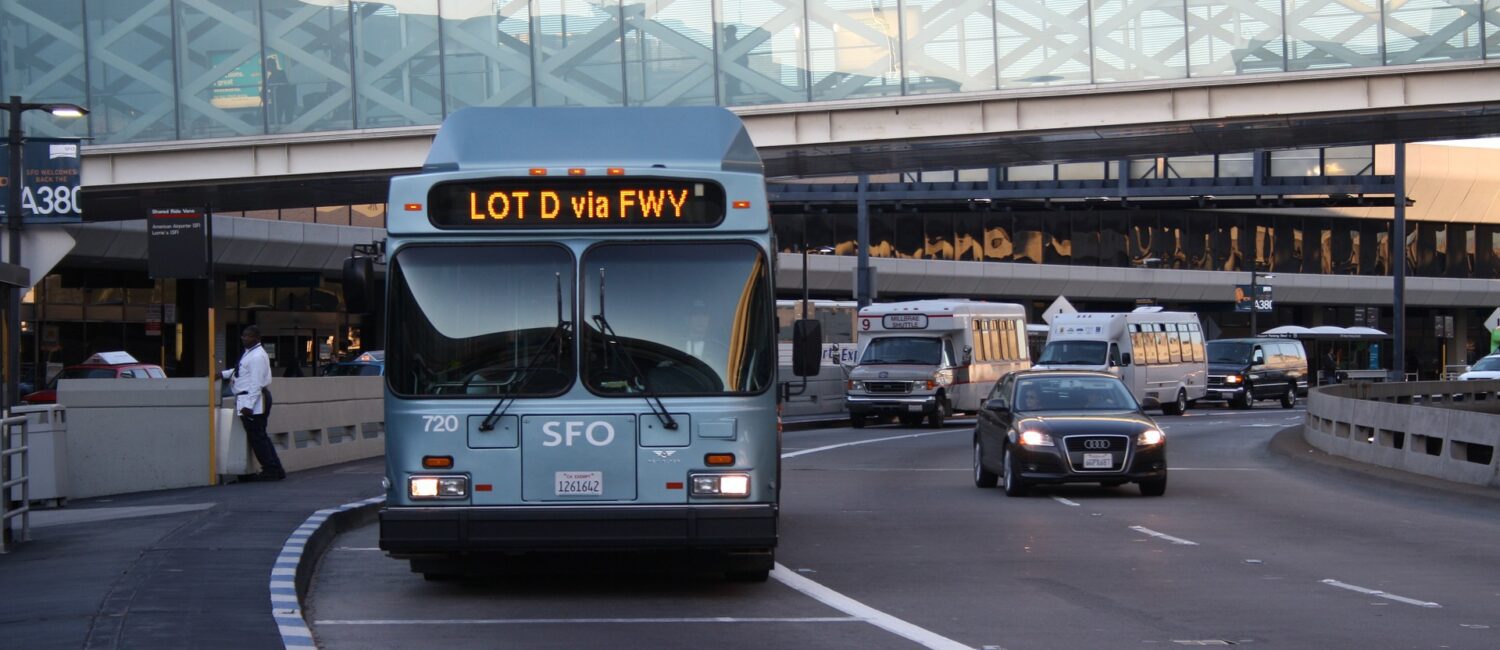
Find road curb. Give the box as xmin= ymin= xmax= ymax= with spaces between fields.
xmin=273 ymin=495 xmax=385 ymax=649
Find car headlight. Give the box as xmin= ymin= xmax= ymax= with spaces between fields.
xmin=408 ymin=475 xmax=468 ymax=499
xmin=847 ymin=380 xmax=864 ymax=391
xmin=1018 ymin=430 xmax=1054 ymax=447
xmin=1137 ymin=429 xmax=1165 ymax=446
xmin=1225 ymin=375 xmax=1242 ymax=384
xmin=689 ymin=473 xmax=751 ymax=497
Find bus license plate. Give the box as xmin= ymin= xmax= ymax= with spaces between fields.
xmin=555 ymin=471 xmax=603 ymax=496
xmin=1084 ymin=453 xmax=1112 ymax=469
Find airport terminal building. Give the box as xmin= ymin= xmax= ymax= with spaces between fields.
xmin=2 ymin=0 xmax=1499 ymax=378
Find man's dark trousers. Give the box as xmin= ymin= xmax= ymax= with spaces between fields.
xmin=242 ymin=412 xmax=284 ymax=477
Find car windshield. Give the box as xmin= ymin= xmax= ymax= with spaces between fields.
xmin=581 ymin=242 xmax=774 ymax=395
xmin=387 ymin=244 xmax=575 ymax=397
xmin=1208 ymin=342 xmax=1253 ymax=364
xmin=859 ymin=336 xmax=942 ymax=365
xmin=1036 ymin=340 xmax=1107 ymax=366
xmin=1015 ymin=376 xmax=1137 ymax=412
xmin=59 ymin=368 xmax=117 ymax=380
xmin=1471 ymin=357 xmax=1500 ymax=371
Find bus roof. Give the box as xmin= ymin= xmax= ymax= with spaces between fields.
xmin=424 ymin=107 xmax=762 ymax=175
xmin=858 ymin=300 xmax=1026 ymax=318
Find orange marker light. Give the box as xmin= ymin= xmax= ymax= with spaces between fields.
xmin=529 ymin=168 xmax=547 ymax=176
xmin=607 ymin=167 xmax=625 ymax=176
xmin=705 ymin=453 xmax=735 ymax=466
xmin=404 ymin=203 xmax=422 ymax=211
xmin=568 ymin=168 xmax=586 ymax=176
xmin=732 ymin=200 xmax=751 ymax=209
xmin=422 ymin=455 xmax=454 ymax=469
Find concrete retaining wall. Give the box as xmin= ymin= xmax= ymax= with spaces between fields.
xmin=1305 ymin=380 xmax=1500 ymax=488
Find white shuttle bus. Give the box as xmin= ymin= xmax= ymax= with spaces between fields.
xmin=1034 ymin=310 xmax=1208 ymax=415
xmin=845 ymin=300 xmax=1030 ymax=428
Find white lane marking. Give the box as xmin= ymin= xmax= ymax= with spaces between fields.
xmin=1052 ymin=497 xmax=1081 ymax=507
xmin=797 ymin=468 xmax=969 ymax=472
xmin=333 ymin=547 xmax=384 ymax=551
xmin=778 ymin=431 xmax=975 ymax=650
xmin=782 ymin=429 xmax=968 ymax=459
xmin=1129 ymin=526 xmax=1200 ymax=546
xmin=1320 ymin=579 xmax=1442 ymax=608
xmin=772 ymin=564 xmax=973 ymax=650
xmin=1168 ymin=468 xmax=1259 ymax=471
xmin=316 ymin=616 xmax=862 ymax=625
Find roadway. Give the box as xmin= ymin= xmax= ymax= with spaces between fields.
xmin=305 ymin=403 xmax=1500 ymax=649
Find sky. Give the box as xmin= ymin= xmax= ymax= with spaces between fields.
xmin=1425 ymin=137 xmax=1500 ymax=148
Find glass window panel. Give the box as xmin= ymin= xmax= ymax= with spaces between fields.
xmin=1130 ymin=157 xmax=1161 ymax=178
xmin=1248 ymin=214 xmax=1275 ymax=270
xmin=1188 ymin=0 xmax=1285 ymax=76
xmin=263 ymin=0 xmax=353 ymax=134
xmin=1446 ymin=222 xmax=1474 ymax=277
xmin=1165 ymin=155 xmax=1214 ymax=178
xmin=1057 ymin=162 xmax=1105 ymax=180
xmin=1274 ymin=215 xmax=1301 ymax=273
xmin=352 ymin=203 xmax=385 ymax=228
xmin=870 ymin=210 xmax=897 ymax=257
xmin=1185 ymin=214 xmax=1212 ymax=269
xmin=1044 ymin=214 xmax=1071 ymax=264
xmin=984 ymin=213 xmax=1014 ymax=261
xmin=441 ymin=0 xmax=533 ymax=110
xmin=1479 ymin=225 xmax=1500 ymax=278
xmin=86 ymin=0 xmax=177 ymax=143
xmin=1098 ymin=212 xmax=1129 ymax=267
xmin=835 ymin=212 xmax=858 ymax=255
xmin=1158 ymin=213 xmax=1188 ymax=268
xmin=1385 ymin=0 xmax=1480 ymax=65
xmin=895 ymin=211 xmax=925 ymax=258
xmin=1413 ymin=221 xmax=1443 ymax=276
xmin=1091 ymin=0 xmax=1187 ymax=83
xmin=535 ymin=0 xmax=623 ymax=106
xmin=624 ymin=0 xmax=714 ymax=106
xmin=720 ymin=0 xmax=809 ymax=106
xmin=1306 ymin=217 xmax=1331 ymax=273
xmin=805 ymin=210 xmax=835 ymax=251
xmin=997 ymin=0 xmax=1092 ymax=88
xmin=316 ymin=205 xmax=350 ymax=226
xmin=355 ymin=0 xmax=442 ymax=126
xmin=1007 ymin=164 xmax=1053 ymax=181
xmin=1361 ymin=219 xmax=1389 ymax=275
xmin=1213 ymin=213 xmax=1247 ymax=271
xmin=1331 ymin=218 xmax=1360 ymax=274
xmin=955 ymin=212 xmax=984 ymax=261
xmin=924 ymin=213 xmax=955 ymax=260
xmin=1218 ymin=152 xmax=1255 ymax=177
xmin=1013 ymin=213 xmax=1044 ymax=264
xmin=807 ymin=0 xmax=902 ymax=100
xmin=2 ymin=0 xmax=89 ymax=138
xmin=280 ymin=207 xmax=314 ymax=222
xmin=1324 ymin=145 xmax=1373 ymax=175
xmin=1488 ymin=0 xmax=1500 ymax=58
xmin=902 ymin=0 xmax=996 ymax=94
xmin=1270 ymin=148 xmax=1321 ymax=176
xmin=1287 ymin=0 xmax=1380 ymax=70
xmin=772 ymin=211 xmax=802 ymax=253
xmin=1070 ymin=212 xmax=1100 ymax=266
xmin=175 ymin=0 xmax=264 ymax=139
xmin=1128 ymin=211 xmax=1159 ymax=266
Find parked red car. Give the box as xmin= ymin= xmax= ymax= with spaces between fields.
xmin=20 ymin=352 xmax=166 ymax=405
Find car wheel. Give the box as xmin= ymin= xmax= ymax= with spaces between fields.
xmin=928 ymin=403 xmax=946 ymax=428
xmin=974 ymin=437 xmax=998 ymax=488
xmin=1232 ymin=383 xmax=1253 ymax=409
xmin=1279 ymin=384 xmax=1296 ymax=409
xmin=1002 ymin=445 xmax=1029 ymax=497
xmin=1139 ymin=476 xmax=1167 ymax=497
xmin=1162 ymin=389 xmax=1187 ymax=416
xmin=850 ymin=415 xmax=866 ymax=429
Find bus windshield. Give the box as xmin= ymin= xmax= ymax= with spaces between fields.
xmin=1037 ymin=340 xmax=1108 ymax=366
xmin=860 ymin=337 xmax=943 ymax=365
xmin=387 ymin=245 xmax=575 ymax=397
xmin=1207 ymin=342 xmax=1253 ymax=364
xmin=582 ymin=242 xmax=774 ymax=396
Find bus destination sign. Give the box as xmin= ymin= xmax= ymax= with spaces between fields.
xmin=428 ymin=178 xmax=725 ymax=228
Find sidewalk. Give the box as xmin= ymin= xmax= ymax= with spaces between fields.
xmin=0 ymin=457 xmax=385 ymax=650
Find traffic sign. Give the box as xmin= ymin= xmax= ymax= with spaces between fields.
xmin=1042 ymin=295 xmax=1076 ymax=325
xmin=1484 ymin=307 xmax=1500 ymax=333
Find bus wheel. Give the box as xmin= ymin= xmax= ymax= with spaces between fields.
xmin=725 ymin=551 xmax=773 ymax=582
xmin=1162 ymin=389 xmax=1187 ymax=416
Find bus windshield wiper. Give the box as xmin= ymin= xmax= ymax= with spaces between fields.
xmin=479 ymin=273 xmax=571 ymax=432
xmin=593 ymin=268 xmax=678 ymax=430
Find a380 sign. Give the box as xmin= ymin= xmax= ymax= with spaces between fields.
xmin=0 ymin=140 xmax=84 ymax=223
xmin=20 ymin=184 xmax=81 ymax=217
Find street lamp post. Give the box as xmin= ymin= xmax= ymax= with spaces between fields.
xmin=4 ymin=96 xmax=87 ymax=413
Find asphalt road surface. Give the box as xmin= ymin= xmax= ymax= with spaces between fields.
xmin=306 ymin=402 xmax=1500 ymax=649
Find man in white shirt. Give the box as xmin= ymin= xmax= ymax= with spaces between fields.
xmin=221 ymin=325 xmax=283 ymax=481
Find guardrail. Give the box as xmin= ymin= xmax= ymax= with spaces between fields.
xmin=1305 ymin=379 xmax=1500 ymax=488
xmin=2 ymin=414 xmax=31 ymax=553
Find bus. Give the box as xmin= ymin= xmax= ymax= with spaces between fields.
xmin=845 ymin=300 xmax=1030 ymax=428
xmin=776 ymin=300 xmax=857 ymax=421
xmin=349 ymin=107 xmax=793 ymax=581
xmin=1033 ymin=309 xmax=1208 ymax=415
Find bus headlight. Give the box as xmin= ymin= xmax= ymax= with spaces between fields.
xmin=1018 ymin=430 xmax=1054 ymax=447
xmin=847 ymin=380 xmax=864 ymax=391
xmin=409 ymin=475 xmax=468 ymax=499
xmin=1137 ymin=429 xmax=1165 ymax=446
xmin=690 ymin=473 xmax=751 ymax=497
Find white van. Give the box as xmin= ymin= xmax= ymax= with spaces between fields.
xmin=845 ymin=300 xmax=1030 ymax=428
xmin=1034 ymin=310 xmax=1208 ymax=415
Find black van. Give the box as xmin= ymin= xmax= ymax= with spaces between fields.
xmin=1203 ymin=338 xmax=1308 ymax=409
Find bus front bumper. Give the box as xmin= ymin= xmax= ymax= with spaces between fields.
xmin=379 ymin=503 xmax=778 ymax=556
xmin=846 ymin=394 xmax=937 ymax=416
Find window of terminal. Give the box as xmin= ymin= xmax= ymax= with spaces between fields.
xmin=427 ymin=177 xmax=726 ymax=228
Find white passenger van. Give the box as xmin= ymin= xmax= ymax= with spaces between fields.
xmin=845 ymin=300 xmax=1030 ymax=428
xmin=1034 ymin=309 xmax=1208 ymax=415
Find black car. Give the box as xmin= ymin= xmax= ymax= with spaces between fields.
xmin=973 ymin=370 xmax=1168 ymax=497
xmin=1202 ymin=338 xmax=1306 ymax=409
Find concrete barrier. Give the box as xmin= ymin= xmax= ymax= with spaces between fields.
xmin=1305 ymin=379 xmax=1500 ymax=488
xmin=55 ymin=376 xmax=384 ymax=499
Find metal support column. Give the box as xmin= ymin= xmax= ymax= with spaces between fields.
xmin=1393 ymin=142 xmax=1407 ymax=381
xmin=855 ymin=174 xmax=871 ymax=308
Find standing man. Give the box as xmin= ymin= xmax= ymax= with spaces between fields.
xmin=222 ymin=325 xmax=284 ymax=481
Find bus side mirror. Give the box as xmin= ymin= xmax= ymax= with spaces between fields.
xmin=342 ymin=257 xmax=376 ymax=314
xmin=791 ymin=319 xmax=822 ymax=377
xmin=1119 ymin=353 xmax=1133 ymax=367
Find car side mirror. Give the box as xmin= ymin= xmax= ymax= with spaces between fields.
xmin=985 ymin=398 xmax=1009 ymax=412
xmin=791 ymin=319 xmax=823 ymax=377
xmin=1119 ymin=353 xmax=1132 ymax=367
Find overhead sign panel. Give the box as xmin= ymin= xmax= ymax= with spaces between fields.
xmin=148 ymin=208 xmax=209 ymax=280
xmin=427 ymin=178 xmax=725 ymax=229
xmin=0 ymin=140 xmax=84 ymax=224
xmin=1233 ymin=284 xmax=1273 ymax=313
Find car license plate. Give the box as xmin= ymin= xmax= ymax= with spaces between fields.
xmin=555 ymin=471 xmax=602 ymax=496
xmin=1083 ymin=453 xmax=1112 ymax=469
xmin=907 ymin=405 xmax=923 ymax=412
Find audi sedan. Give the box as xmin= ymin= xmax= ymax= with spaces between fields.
xmin=973 ymin=370 xmax=1167 ymax=497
